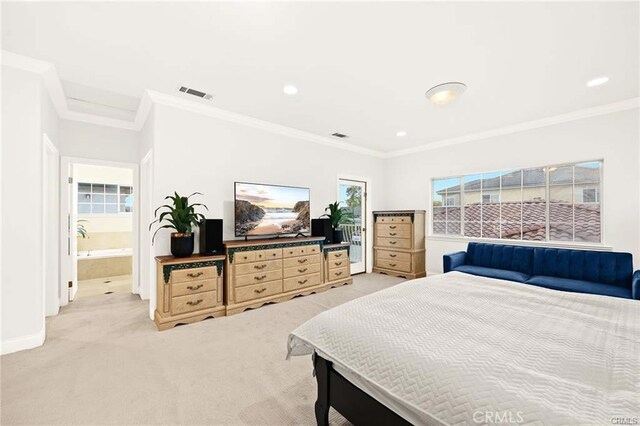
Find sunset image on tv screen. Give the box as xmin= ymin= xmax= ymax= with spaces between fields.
xmin=235 ymin=183 xmax=310 ymax=236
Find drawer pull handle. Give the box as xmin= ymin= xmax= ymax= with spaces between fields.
xmin=298 ymin=258 xmax=308 ymax=264
xmin=389 ymin=254 xmax=397 ymax=258
xmin=187 ymin=272 xmax=204 ymax=278
xmin=390 ymin=225 xmax=397 ymax=229
xmin=186 ymin=299 xmax=203 ymax=306
xmin=334 ymin=261 xmax=343 ymax=266
xmin=273 ymin=253 xmax=277 ymax=256
xmin=389 ymin=241 xmax=397 ymax=245
xmin=298 ymin=268 xmax=308 ymax=273
xmin=186 ymin=284 xmax=203 ymax=291
xmin=335 ymin=271 xmax=343 ymax=276
xmin=298 ymin=279 xmax=308 ymax=285
xmin=334 ymin=253 xmax=343 ymax=258
xmin=254 ymin=264 xmax=267 ymax=270
xmin=254 ymin=287 xmax=267 ymax=294
xmin=254 ymin=275 xmax=267 ymax=281
xmin=390 ymin=232 xmax=397 ymax=236
xmin=390 ymin=263 xmax=397 ymax=267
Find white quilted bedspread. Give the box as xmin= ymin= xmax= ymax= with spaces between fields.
xmin=288 ymin=272 xmax=640 ymax=425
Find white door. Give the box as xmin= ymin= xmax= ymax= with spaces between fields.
xmin=338 ymin=179 xmax=367 ymax=274
xmin=60 ymin=159 xmax=78 ymax=304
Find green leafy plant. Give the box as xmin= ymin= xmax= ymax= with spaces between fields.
xmin=77 ymin=220 xmax=88 ymax=239
xmin=321 ymin=201 xmax=354 ymax=229
xmin=149 ymin=192 xmax=208 ymax=243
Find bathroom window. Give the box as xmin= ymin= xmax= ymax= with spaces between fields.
xmin=78 ymin=182 xmax=133 ymax=214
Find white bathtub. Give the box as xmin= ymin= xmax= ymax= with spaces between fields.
xmin=77 ymin=248 xmax=132 ymax=260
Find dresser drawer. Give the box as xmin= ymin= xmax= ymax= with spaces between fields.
xmin=376 ymin=250 xmax=411 ymax=263
xmin=376 ymin=223 xmax=411 ymax=238
xmin=327 ymin=258 xmax=348 ymax=270
xmin=235 ymin=259 xmax=282 ymax=276
xmin=327 ymin=250 xmax=348 ymax=262
xmin=283 ymin=272 xmax=322 ymax=292
xmin=376 ymin=237 xmax=411 ymax=249
xmin=328 ymin=267 xmax=349 ymax=281
xmin=235 ymin=269 xmax=283 ymax=287
xmin=172 ymin=278 xmax=217 ymax=297
xmin=171 ymin=291 xmax=216 ymax=315
xmin=283 ymin=254 xmax=320 ymax=268
xmin=235 ymin=280 xmax=282 ymax=303
xmin=284 ymin=262 xmax=321 ymax=278
xmin=254 ymin=248 xmax=282 ymax=261
xmin=171 ymin=266 xmax=218 ymax=284
xmin=235 ymin=251 xmax=256 ymax=264
xmin=377 ymin=258 xmax=411 ymax=272
xmin=376 ymin=215 xmax=411 ymax=224
xmin=282 ymin=245 xmax=321 ymax=258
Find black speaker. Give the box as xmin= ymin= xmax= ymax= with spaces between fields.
xmin=199 ymin=219 xmax=224 ymax=255
xmin=311 ymin=218 xmax=333 ymax=244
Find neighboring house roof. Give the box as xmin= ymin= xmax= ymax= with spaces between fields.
xmin=433 ymin=201 xmax=600 ymax=242
xmin=437 ymin=166 xmax=599 ymax=195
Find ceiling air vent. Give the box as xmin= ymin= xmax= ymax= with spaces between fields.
xmin=178 ymin=86 xmax=213 ymax=100
xmin=331 ymin=132 xmax=349 ymax=139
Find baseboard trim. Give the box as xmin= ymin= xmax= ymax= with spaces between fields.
xmin=427 ymin=270 xmax=442 ymax=276
xmin=1 ymin=328 xmax=45 ymax=355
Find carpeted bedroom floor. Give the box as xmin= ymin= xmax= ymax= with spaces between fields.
xmin=1 ymin=273 xmax=405 ymax=425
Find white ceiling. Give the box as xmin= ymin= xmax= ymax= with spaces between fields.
xmin=2 ymin=2 xmax=638 ymax=153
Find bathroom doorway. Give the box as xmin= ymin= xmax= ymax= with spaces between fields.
xmin=60 ymin=158 xmax=139 ymax=304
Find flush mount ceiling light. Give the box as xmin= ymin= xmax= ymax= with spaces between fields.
xmin=283 ymin=84 xmax=298 ymax=95
xmin=586 ymin=76 xmax=609 ymax=87
xmin=396 ymin=131 xmax=407 ymax=137
xmin=425 ymin=82 xmax=467 ymax=106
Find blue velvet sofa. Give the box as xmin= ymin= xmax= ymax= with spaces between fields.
xmin=443 ymin=242 xmax=640 ymax=300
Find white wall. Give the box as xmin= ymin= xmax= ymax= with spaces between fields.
xmin=385 ymin=109 xmax=640 ymax=273
xmin=145 ymin=103 xmax=386 ymax=311
xmin=139 ymin=108 xmax=155 ymax=305
xmin=1 ymin=67 xmax=48 ymax=353
xmin=58 ymin=120 xmax=140 ymax=163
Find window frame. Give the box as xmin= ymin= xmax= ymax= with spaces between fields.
xmin=430 ymin=160 xmax=604 ymax=246
xmin=77 ymin=181 xmax=134 ymax=216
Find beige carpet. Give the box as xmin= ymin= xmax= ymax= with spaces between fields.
xmin=1 ymin=273 xmax=404 ymax=425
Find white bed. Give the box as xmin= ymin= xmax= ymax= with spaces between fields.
xmin=288 ymin=271 xmax=640 ymax=425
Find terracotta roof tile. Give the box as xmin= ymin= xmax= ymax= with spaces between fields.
xmin=432 ymin=201 xmax=600 ymax=242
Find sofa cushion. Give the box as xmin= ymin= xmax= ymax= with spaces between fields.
xmin=453 ymin=265 xmax=530 ymax=283
xmin=526 ymin=275 xmax=632 ymax=299
xmin=533 ymin=248 xmax=633 ymax=288
xmin=467 ymin=243 xmax=534 ymax=276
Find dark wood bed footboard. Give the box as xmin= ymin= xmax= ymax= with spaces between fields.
xmin=313 ymin=352 xmax=412 ymax=426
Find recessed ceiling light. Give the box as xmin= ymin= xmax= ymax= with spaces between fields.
xmin=425 ymin=82 xmax=467 ymax=106
xmin=283 ymin=85 xmax=298 ymax=95
xmin=396 ymin=131 xmax=407 ymax=137
xmin=586 ymin=76 xmax=609 ymax=87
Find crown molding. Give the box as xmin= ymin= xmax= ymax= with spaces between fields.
xmin=385 ymin=97 xmax=640 ymax=158
xmin=2 ymin=50 xmax=142 ymax=131
xmin=145 ymin=90 xmax=386 ymax=158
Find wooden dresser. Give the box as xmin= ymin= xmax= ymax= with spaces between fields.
xmin=225 ymin=237 xmax=328 ymax=315
xmin=323 ymin=243 xmax=353 ymax=288
xmin=373 ymin=210 xmax=426 ymax=279
xmin=154 ymin=254 xmax=226 ymax=330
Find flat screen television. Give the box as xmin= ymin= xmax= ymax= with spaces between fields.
xmin=234 ymin=182 xmax=310 ymax=237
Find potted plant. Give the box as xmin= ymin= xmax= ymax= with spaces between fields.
xmin=150 ymin=192 xmax=208 ymax=258
xmin=321 ymin=201 xmax=354 ymax=243
xmin=77 ymin=220 xmax=88 ymax=239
